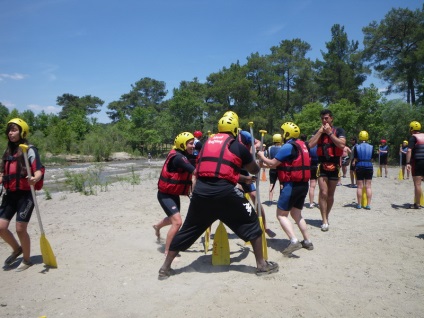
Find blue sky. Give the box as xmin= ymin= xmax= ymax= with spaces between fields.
xmin=0 ymin=0 xmax=422 ymax=123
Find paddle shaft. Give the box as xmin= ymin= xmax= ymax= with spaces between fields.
xmin=248 ymin=122 xmax=261 ymax=217
xmin=20 ymin=145 xmax=45 ymax=235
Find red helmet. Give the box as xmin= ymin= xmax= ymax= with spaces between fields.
xmin=193 ymin=130 xmax=203 ymax=138
xmin=381 ymin=139 xmax=386 ymax=143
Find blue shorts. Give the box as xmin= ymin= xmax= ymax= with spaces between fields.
xmin=0 ymin=190 xmax=34 ymax=223
xmin=277 ymin=182 xmax=308 ymax=211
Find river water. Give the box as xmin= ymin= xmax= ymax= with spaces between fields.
xmin=42 ymin=159 xmax=163 ymax=193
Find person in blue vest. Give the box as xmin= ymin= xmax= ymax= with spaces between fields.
xmin=399 ymin=140 xmax=410 ymax=180
xmin=379 ymin=139 xmax=389 ymax=178
xmin=0 ymin=118 xmax=44 ymax=271
xmin=257 ymin=122 xmax=313 ymax=256
xmin=406 ymin=121 xmax=424 ymax=209
xmin=353 ymin=131 xmax=374 ymax=209
xmin=267 ymin=134 xmax=282 ymax=203
xmin=153 ymin=132 xmax=196 ymax=256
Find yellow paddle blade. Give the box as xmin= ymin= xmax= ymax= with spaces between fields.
xmin=204 ymin=227 xmax=210 ymax=254
xmin=361 ymin=187 xmax=367 ymax=207
xmin=212 ymin=222 xmax=230 ymax=265
xmin=259 ymin=217 xmax=268 ymax=260
xmin=421 ymin=191 xmax=424 ymax=206
xmin=376 ymin=167 xmax=381 ymax=177
xmin=398 ymin=169 xmax=403 ymax=180
xmin=40 ymin=234 xmax=57 ymax=268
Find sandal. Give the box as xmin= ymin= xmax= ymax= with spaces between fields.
xmin=158 ymin=268 xmax=174 ymax=280
xmin=4 ymin=246 xmax=23 ymax=266
xmin=409 ymin=204 xmax=421 ymax=209
xmin=256 ymin=261 xmax=279 ymax=276
xmin=16 ymin=259 xmax=33 ymax=272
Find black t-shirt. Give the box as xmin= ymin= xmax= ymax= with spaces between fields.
xmin=194 ymin=137 xmax=253 ymax=198
xmin=168 ymin=151 xmax=195 ymax=174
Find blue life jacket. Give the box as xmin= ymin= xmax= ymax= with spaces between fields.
xmin=356 ymin=142 xmax=373 ymax=168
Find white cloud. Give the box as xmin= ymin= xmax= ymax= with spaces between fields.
xmin=28 ymin=104 xmax=61 ymax=114
xmin=1 ymin=100 xmax=15 ymax=108
xmin=0 ymin=73 xmax=28 ymax=81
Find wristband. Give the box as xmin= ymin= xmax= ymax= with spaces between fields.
xmin=328 ymin=132 xmax=334 ymax=136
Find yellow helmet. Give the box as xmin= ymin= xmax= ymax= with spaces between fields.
xmin=272 ymin=134 xmax=282 ymax=143
xmin=409 ymin=121 xmax=421 ymax=131
xmin=280 ymin=122 xmax=300 ymax=140
xmin=222 ymin=111 xmax=239 ymax=121
xmin=174 ymin=132 xmax=194 ymax=151
xmin=7 ymin=118 xmax=29 ymax=139
xmin=218 ymin=116 xmax=239 ymax=137
xmin=403 ymin=140 xmax=408 ymax=146
xmin=358 ymin=130 xmax=369 ymax=141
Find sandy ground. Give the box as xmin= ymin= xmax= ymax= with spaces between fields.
xmin=0 ymin=165 xmax=423 ymax=318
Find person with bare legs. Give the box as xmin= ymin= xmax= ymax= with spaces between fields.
xmin=308 ymin=110 xmax=346 ymax=231
xmin=154 ymin=132 xmax=196 ymax=256
xmin=353 ymin=131 xmax=374 ymax=209
xmin=257 ymin=122 xmax=313 ymax=255
xmin=406 ymin=121 xmax=424 ymax=209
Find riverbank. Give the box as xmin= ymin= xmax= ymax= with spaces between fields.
xmin=0 ymin=166 xmax=423 ymax=317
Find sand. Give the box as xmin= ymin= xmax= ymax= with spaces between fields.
xmin=0 ymin=165 xmax=423 ymax=318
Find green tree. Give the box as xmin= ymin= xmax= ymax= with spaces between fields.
xmin=57 ymin=94 xmax=103 ymax=119
xmin=362 ymin=6 xmax=424 ymax=105
xmin=315 ymin=24 xmax=369 ymax=105
xmin=0 ymin=102 xmax=10 ymax=133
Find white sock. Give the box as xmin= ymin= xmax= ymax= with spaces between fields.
xmin=291 ymin=238 xmax=298 ymax=244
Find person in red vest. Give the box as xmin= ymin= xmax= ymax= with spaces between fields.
xmin=257 ymin=122 xmax=313 ymax=256
xmin=0 ymin=118 xmax=44 ymax=271
xmin=308 ymin=110 xmax=346 ymax=232
xmin=157 ymin=115 xmax=278 ymax=279
xmin=153 ymin=132 xmax=196 ymax=256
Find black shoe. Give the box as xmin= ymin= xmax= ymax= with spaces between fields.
xmin=301 ymin=240 xmax=314 ymax=250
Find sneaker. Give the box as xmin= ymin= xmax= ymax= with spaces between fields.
xmin=301 ymin=240 xmax=314 ymax=250
xmin=282 ymin=241 xmax=302 ymax=255
xmin=409 ymin=203 xmax=421 ymax=209
xmin=309 ymin=203 xmax=315 ymax=208
xmin=321 ymin=224 xmax=329 ymax=232
xmin=356 ymin=204 xmax=362 ymax=209
xmin=364 ymin=205 xmax=371 ymax=210
xmin=4 ymin=246 xmax=22 ymax=266
xmin=351 ymin=184 xmax=357 ymax=188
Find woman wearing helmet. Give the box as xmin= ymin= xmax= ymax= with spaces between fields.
xmin=158 ymin=116 xmax=278 ymax=279
xmin=154 ymin=132 xmax=196 ymax=256
xmin=0 ymin=118 xmax=44 ymax=271
xmin=353 ymin=131 xmax=374 ymax=209
xmin=399 ymin=140 xmax=410 ymax=180
xmin=257 ymin=122 xmax=314 ymax=255
xmin=406 ymin=121 xmax=424 ymax=209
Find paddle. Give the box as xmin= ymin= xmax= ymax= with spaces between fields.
xmin=398 ymin=144 xmax=404 ymax=180
xmin=377 ymin=150 xmax=382 ymax=177
xmin=19 ymin=144 xmax=57 ymax=268
xmin=204 ymin=227 xmax=210 ymax=254
xmin=211 ymin=221 xmax=230 ymax=265
xmin=248 ymin=122 xmax=268 ymax=260
xmin=361 ymin=182 xmax=367 ymax=207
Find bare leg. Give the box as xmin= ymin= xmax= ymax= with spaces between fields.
xmin=413 ymin=176 xmax=422 ymax=205
xmin=0 ymin=219 xmax=20 ymax=252
xmin=15 ymin=222 xmax=31 ymax=262
xmin=356 ymin=179 xmax=364 ymax=205
xmin=276 ymin=208 xmax=296 ymax=240
xmin=153 ymin=216 xmax=171 ymax=239
xmin=290 ymin=207 xmax=310 ymax=241
xmin=164 ymin=213 xmax=182 ymax=256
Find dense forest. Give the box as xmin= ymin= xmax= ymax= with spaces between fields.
xmin=1 ymin=6 xmax=423 ymax=163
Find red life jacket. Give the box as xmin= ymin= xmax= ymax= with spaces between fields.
xmin=196 ymin=133 xmax=241 ymax=185
xmin=277 ymin=139 xmax=311 ymax=182
xmin=158 ymin=149 xmax=192 ymax=195
xmin=316 ymin=127 xmax=344 ymax=159
xmin=2 ymin=145 xmax=45 ymax=191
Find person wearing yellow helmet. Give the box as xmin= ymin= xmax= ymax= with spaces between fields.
xmin=308 ymin=109 xmax=346 ymax=232
xmin=1 ymin=118 xmax=44 ymax=271
xmin=406 ymin=121 xmax=424 ymax=209
xmin=399 ymin=140 xmax=410 ymax=180
xmin=158 ymin=117 xmax=278 ymax=279
xmin=353 ymin=131 xmax=374 ymax=209
xmin=257 ymin=122 xmax=314 ymax=255
xmin=154 ymin=132 xmax=196 ymax=256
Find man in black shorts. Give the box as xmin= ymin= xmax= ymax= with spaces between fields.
xmin=308 ymin=110 xmax=346 ymax=232
xmin=406 ymin=121 xmax=424 ymax=209
xmin=158 ymin=115 xmax=278 ymax=279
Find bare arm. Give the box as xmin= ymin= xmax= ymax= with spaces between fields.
xmin=257 ymin=151 xmax=281 ymax=169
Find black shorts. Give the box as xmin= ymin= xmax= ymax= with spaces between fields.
xmin=310 ymin=166 xmax=318 ymax=180
xmin=269 ymin=169 xmax=278 ymax=185
xmin=0 ymin=190 xmax=34 ymax=223
xmin=317 ymin=163 xmax=340 ymax=181
xmin=412 ymin=160 xmax=424 ymax=177
xmin=157 ymin=192 xmax=181 ymax=217
xmin=169 ymin=187 xmax=262 ymax=251
xmin=379 ymin=156 xmax=388 ymax=165
xmin=355 ymin=168 xmax=373 ymax=180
